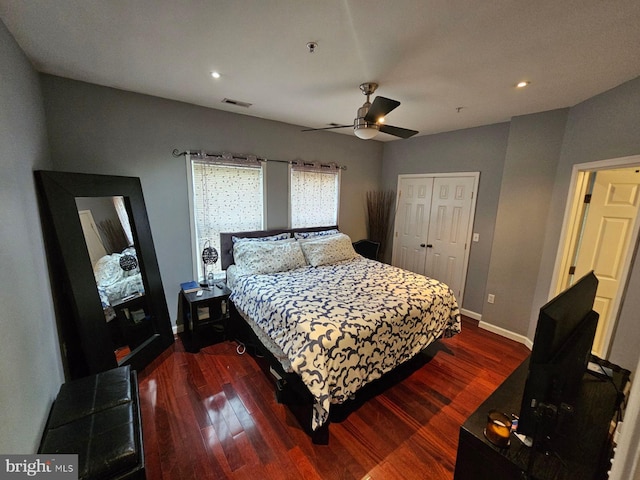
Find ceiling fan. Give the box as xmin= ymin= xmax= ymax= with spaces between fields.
xmin=302 ymin=82 xmax=418 ymax=140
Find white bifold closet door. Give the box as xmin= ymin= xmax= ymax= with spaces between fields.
xmin=392 ymin=173 xmax=478 ymax=302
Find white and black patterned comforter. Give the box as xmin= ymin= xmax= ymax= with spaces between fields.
xmin=230 ymin=256 xmax=461 ymax=430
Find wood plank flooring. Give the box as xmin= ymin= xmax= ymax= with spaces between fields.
xmin=137 ymin=317 xmax=529 ymax=479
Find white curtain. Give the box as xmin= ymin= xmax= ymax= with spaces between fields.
xmin=191 ymin=158 xmax=264 ymax=277
xmin=113 ymin=196 xmax=134 ymax=246
xmin=290 ymin=162 xmax=340 ymax=228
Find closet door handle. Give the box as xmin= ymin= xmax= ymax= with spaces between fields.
xmin=420 ymin=243 xmax=433 ymax=248
xmin=420 ymin=243 xmax=426 ymax=247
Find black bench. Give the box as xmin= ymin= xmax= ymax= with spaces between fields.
xmin=39 ymin=365 xmax=145 ymax=480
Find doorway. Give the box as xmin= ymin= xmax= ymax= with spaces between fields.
xmin=553 ymin=157 xmax=640 ymax=358
xmin=392 ymin=172 xmax=479 ymax=303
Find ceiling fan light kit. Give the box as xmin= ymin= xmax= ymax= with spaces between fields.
xmin=354 ymin=120 xmax=380 ymax=139
xmin=303 ymin=82 xmax=418 ymax=140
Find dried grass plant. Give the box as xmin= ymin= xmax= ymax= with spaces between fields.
xmin=366 ymin=190 xmax=395 ymax=258
xmin=98 ymin=218 xmax=130 ymax=254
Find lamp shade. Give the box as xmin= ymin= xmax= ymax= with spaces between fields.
xmin=202 ymin=245 xmax=218 ymax=265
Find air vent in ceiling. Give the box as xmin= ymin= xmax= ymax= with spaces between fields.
xmin=222 ymin=98 xmax=252 ymax=108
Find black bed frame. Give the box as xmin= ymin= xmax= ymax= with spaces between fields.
xmin=220 ymin=226 xmax=338 ymax=444
xmin=220 ymin=225 xmax=439 ymax=445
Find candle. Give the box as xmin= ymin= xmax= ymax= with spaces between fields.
xmin=484 ymin=410 xmax=512 ymax=447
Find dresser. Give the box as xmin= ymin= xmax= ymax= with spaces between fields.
xmin=454 ymin=357 xmax=629 ymax=480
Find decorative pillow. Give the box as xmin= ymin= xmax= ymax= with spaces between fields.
xmin=232 ymin=232 xmax=290 ymax=243
xmin=293 ymin=228 xmax=340 ymax=240
xmin=119 ymin=254 xmax=138 ymax=273
xmin=233 ymin=239 xmax=307 ymax=275
xmin=299 ymin=233 xmax=358 ymax=267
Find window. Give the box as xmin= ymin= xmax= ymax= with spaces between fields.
xmin=290 ymin=163 xmax=340 ymax=228
xmin=189 ymin=156 xmax=264 ymax=280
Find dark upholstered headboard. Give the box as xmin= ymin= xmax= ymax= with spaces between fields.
xmin=220 ymin=225 xmax=338 ymax=270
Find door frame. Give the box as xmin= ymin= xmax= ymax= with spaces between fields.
xmin=392 ymin=172 xmax=479 ymax=304
xmin=551 ymin=154 xmax=640 ymax=357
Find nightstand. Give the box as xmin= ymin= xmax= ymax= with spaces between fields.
xmin=111 ymin=293 xmax=154 ymax=350
xmin=180 ymin=283 xmax=231 ymax=352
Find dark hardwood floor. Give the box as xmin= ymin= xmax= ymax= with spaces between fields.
xmin=137 ymin=317 xmax=530 ymax=479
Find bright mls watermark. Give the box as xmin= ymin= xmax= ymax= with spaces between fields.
xmin=0 ymin=455 xmax=77 ymax=479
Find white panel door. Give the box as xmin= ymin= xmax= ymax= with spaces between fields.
xmin=392 ymin=176 xmax=433 ymax=275
xmin=392 ymin=174 xmax=477 ymax=301
xmin=573 ymin=168 xmax=640 ymax=356
xmin=424 ymin=176 xmax=476 ymax=298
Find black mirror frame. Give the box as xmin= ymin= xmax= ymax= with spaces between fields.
xmin=35 ymin=170 xmax=174 ymax=379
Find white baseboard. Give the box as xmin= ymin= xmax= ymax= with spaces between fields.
xmin=460 ymin=308 xmax=481 ymax=321
xmin=478 ymin=321 xmax=533 ymax=350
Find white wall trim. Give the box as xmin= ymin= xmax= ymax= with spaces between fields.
xmin=478 ymin=321 xmax=533 ymax=350
xmin=461 ymin=307 xmax=533 ymax=349
xmin=460 ymin=308 xmax=481 ymax=321
xmin=552 ymin=155 xmax=640 ymax=358
xmin=550 ymin=154 xmax=640 ymax=301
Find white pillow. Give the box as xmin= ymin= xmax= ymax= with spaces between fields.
xmin=299 ymin=233 xmax=358 ymax=267
xmin=293 ymin=229 xmax=339 ymax=240
xmin=233 ymin=239 xmax=307 ymax=275
xmin=232 ymin=232 xmax=290 ymax=243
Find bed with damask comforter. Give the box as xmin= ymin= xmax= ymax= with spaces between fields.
xmin=94 ymin=247 xmax=145 ymax=322
xmin=221 ymin=227 xmax=461 ymax=443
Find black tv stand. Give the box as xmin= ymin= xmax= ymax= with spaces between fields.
xmin=454 ymin=356 xmax=629 ymax=480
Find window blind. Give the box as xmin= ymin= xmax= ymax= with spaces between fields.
xmin=191 ymin=160 xmax=264 ymax=277
xmin=290 ymin=164 xmax=340 ymax=228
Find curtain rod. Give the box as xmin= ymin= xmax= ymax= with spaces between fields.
xmin=172 ymin=149 xmax=347 ymax=170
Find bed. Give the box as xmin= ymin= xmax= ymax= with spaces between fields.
xmin=220 ymin=226 xmax=461 ymax=443
xmin=93 ymin=246 xmax=145 ymax=322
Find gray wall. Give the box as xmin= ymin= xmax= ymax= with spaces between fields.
xmin=39 ymin=75 xmax=384 ymax=325
xmin=381 ymin=123 xmax=510 ymax=314
xmin=483 ymin=109 xmax=569 ymax=336
xmin=382 ymin=75 xmax=640 ymax=372
xmin=0 ymin=21 xmax=63 ymax=452
xmin=533 ymin=76 xmax=640 ymax=371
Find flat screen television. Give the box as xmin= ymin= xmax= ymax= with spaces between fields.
xmin=517 ymin=271 xmax=599 ymax=440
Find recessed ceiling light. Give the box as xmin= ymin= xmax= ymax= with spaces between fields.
xmin=516 ymin=81 xmax=530 ymax=88
xmin=210 ymin=71 xmax=221 ymax=79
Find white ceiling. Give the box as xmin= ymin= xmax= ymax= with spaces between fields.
xmin=2 ymin=0 xmax=640 ymax=141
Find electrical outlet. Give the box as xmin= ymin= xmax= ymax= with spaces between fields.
xmin=487 ymin=294 xmax=495 ymax=304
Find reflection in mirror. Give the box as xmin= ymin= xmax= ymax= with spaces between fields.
xmin=75 ymin=196 xmax=156 ymax=364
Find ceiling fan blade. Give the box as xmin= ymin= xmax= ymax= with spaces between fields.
xmin=301 ymin=125 xmax=351 ymax=132
xmin=379 ymin=124 xmax=419 ymax=139
xmin=365 ymin=96 xmax=400 ymax=123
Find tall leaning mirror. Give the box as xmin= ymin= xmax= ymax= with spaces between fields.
xmin=36 ymin=170 xmax=174 ymax=379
